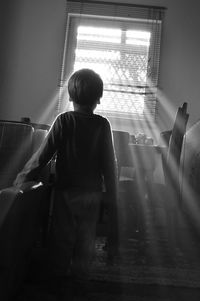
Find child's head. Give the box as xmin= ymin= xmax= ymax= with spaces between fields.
xmin=68 ymin=68 xmax=103 ymax=107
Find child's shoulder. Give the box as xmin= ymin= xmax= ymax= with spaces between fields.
xmin=93 ymin=112 xmax=107 ymax=120
xmin=93 ymin=113 xmax=109 ymax=123
xmin=57 ymin=111 xmax=110 ymax=127
xmin=56 ymin=111 xmax=75 ymax=121
xmin=93 ymin=114 xmax=112 ymax=129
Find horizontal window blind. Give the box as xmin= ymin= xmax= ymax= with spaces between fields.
xmin=58 ymin=1 xmax=165 ymax=121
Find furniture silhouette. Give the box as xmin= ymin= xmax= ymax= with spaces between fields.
xmin=0 ymin=120 xmax=51 ymax=300
xmin=0 ymin=120 xmax=49 ymax=190
xmin=149 ymin=103 xmax=189 ymax=246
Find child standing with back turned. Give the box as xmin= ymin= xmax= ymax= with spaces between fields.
xmin=14 ymin=68 xmax=119 ymax=284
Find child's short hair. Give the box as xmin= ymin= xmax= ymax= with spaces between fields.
xmin=68 ymin=68 xmax=103 ymax=106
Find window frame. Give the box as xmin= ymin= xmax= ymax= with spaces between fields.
xmin=58 ymin=1 xmax=165 ymax=122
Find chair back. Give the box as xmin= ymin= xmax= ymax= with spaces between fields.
xmin=112 ymin=130 xmax=133 ymax=173
xmin=167 ymin=103 xmax=189 ymax=168
xmin=179 ymin=119 xmax=200 ymax=222
xmin=164 ymin=103 xmax=189 ymax=187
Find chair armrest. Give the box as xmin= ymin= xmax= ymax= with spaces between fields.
xmin=0 ymin=181 xmax=52 ymax=267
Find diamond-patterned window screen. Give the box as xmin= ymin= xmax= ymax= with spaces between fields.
xmin=59 ymin=1 xmax=165 ymax=121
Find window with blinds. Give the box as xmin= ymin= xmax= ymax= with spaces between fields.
xmin=59 ymin=1 xmax=165 ymax=121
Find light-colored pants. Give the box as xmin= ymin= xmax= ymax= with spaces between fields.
xmin=49 ymin=189 xmax=102 ymax=278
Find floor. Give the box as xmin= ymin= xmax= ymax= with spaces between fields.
xmin=7 ymin=188 xmax=200 ymax=301
xmin=12 ymin=219 xmax=200 ymax=301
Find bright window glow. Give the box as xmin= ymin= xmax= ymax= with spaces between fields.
xmin=65 ymin=19 xmax=161 ymax=120
xmin=74 ymin=62 xmax=111 ymax=79
xmin=75 ymin=49 xmax=120 ymax=60
xmin=78 ymin=26 xmax=121 ymax=37
xmin=74 ymin=26 xmax=148 ymax=115
xmin=126 ymin=30 xmax=150 ymax=39
xmin=126 ymin=30 xmax=151 ymax=46
xmin=77 ymin=26 xmax=121 ymax=43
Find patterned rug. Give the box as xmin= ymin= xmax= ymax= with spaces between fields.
xmin=15 ymin=228 xmax=200 ymax=301
xmin=91 ymin=235 xmax=200 ymax=289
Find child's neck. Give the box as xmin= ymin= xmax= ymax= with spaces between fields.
xmin=73 ymin=103 xmax=94 ymax=114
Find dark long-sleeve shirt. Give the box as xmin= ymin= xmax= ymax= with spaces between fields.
xmin=14 ymin=111 xmax=118 ymax=195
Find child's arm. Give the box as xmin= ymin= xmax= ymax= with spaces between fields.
xmin=101 ymin=119 xmax=119 ymax=259
xmin=14 ymin=115 xmax=63 ymax=187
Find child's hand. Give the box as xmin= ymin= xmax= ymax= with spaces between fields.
xmin=13 ymin=177 xmax=23 ymax=188
xmin=13 ymin=172 xmax=26 ymax=188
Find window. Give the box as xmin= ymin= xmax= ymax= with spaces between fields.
xmin=58 ymin=1 xmax=165 ymax=121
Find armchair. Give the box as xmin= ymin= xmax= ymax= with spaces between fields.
xmin=0 ymin=120 xmax=52 ymax=300
xmin=149 ymin=103 xmax=189 ymax=247
xmin=0 ymin=120 xmax=49 ymax=190
xmin=0 ymin=181 xmax=51 ymax=300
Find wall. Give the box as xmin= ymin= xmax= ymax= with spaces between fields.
xmin=1 ymin=0 xmax=200 ymax=140
xmin=158 ymin=0 xmax=200 ymax=132
xmin=0 ymin=0 xmax=66 ymax=125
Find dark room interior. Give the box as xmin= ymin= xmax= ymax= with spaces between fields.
xmin=1 ymin=0 xmax=200 ymax=300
